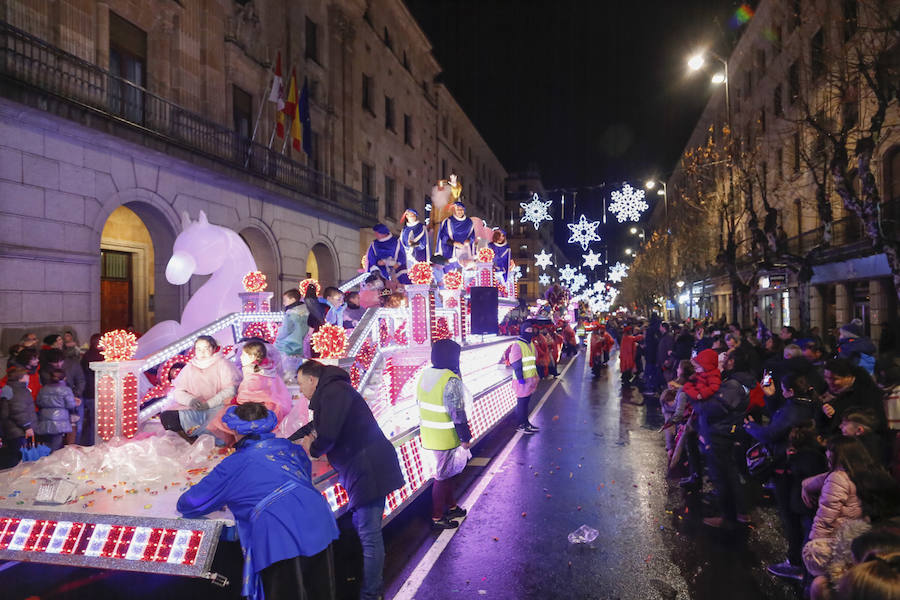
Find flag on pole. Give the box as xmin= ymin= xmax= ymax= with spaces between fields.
xmin=292 ymin=77 xmax=312 ymax=155
xmin=283 ymin=70 xmax=298 ymax=123
xmin=269 ymin=52 xmax=285 ymax=138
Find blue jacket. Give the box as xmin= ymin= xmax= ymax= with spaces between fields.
xmin=34 ymin=381 xmax=75 ymax=435
xmin=177 ymin=435 xmax=338 ymax=598
xmin=744 ymin=396 xmax=817 ymax=463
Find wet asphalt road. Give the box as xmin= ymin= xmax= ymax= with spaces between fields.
xmin=1 ymin=348 xmax=802 ymax=600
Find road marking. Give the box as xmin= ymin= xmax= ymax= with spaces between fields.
xmin=392 ymin=355 xmax=579 ymax=600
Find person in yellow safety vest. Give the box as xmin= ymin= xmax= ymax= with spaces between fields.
xmin=417 ymin=339 xmax=472 ymax=530
xmin=507 ymin=320 xmax=541 ymax=434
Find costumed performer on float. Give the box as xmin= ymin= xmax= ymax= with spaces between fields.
xmin=366 ymin=224 xmax=410 ymax=285
xmin=435 ymin=202 xmax=475 ymax=271
xmin=206 ymin=341 xmax=293 ymax=446
xmin=400 ymin=209 xmax=430 ymax=264
xmin=177 ymin=402 xmax=339 ymax=600
xmin=488 ymin=228 xmax=511 ymax=284
xmin=159 ymin=335 xmax=240 ymax=440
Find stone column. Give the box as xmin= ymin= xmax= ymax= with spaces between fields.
xmin=809 ymin=285 xmax=824 ymax=336
xmin=869 ymin=278 xmax=889 ymax=351
xmin=835 ymin=282 xmax=853 ymax=329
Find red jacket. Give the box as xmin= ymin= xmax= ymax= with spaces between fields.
xmin=682 ymin=349 xmax=721 ymax=400
xmin=620 ymin=334 xmax=637 ymax=372
xmin=590 ymin=331 xmax=614 ymax=368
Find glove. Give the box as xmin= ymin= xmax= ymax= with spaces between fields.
xmin=190 ymin=398 xmax=210 ymax=411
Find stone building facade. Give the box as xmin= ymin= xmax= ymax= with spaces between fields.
xmin=0 ymin=0 xmax=507 ymax=347
xmin=662 ymin=0 xmax=899 ymax=348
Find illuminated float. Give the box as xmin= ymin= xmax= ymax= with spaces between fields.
xmin=0 ymin=208 xmax=521 ymax=585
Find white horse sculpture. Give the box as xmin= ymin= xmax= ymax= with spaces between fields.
xmin=135 ymin=210 xmax=258 ymax=358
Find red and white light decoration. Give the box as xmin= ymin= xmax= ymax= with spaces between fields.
xmin=96 ymin=374 xmax=117 ymax=442
xmin=433 ymin=316 xmax=452 ymax=340
xmin=98 ymin=330 xmax=138 ymax=362
xmin=477 ymin=247 xmax=495 ymax=263
xmin=311 ymin=324 xmax=348 ymax=358
xmin=443 ymin=270 xmax=463 ymax=290
xmin=298 ymin=278 xmax=321 ymax=297
xmin=408 ymin=261 xmax=433 ymax=285
xmin=242 ymin=271 xmax=268 ymax=292
xmin=121 ymin=373 xmax=139 ymax=438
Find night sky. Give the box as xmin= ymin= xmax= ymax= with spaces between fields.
xmin=405 ymin=0 xmax=749 ymax=258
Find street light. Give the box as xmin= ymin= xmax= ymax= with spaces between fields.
xmin=644 ymin=179 xmax=668 ymax=227
xmin=687 ymin=50 xmax=730 ymax=132
xmin=624 ymin=248 xmax=632 ymax=256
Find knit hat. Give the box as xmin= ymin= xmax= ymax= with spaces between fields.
xmin=692 ymin=348 xmax=719 ymax=373
xmin=839 ymin=322 xmax=863 ymax=339
xmin=373 ymin=223 xmax=391 ymax=236
xmin=431 ymin=339 xmax=462 ymax=376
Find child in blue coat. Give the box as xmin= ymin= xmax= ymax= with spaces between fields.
xmin=177 ymin=402 xmax=339 ymax=600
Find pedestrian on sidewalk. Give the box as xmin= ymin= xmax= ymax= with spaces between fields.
xmin=417 ymin=339 xmax=472 ymax=529
xmin=506 ymin=320 xmax=540 ymax=434
xmin=620 ymin=325 xmax=638 ymax=384
xmin=290 ymin=360 xmax=405 ymax=600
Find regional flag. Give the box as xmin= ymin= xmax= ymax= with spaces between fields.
xmin=269 ymin=52 xmax=286 ymax=138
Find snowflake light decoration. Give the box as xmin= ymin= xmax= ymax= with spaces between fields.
xmin=608 ymin=261 xmax=629 ymax=283
xmin=582 ymin=249 xmax=603 ymax=270
xmin=608 ymin=183 xmax=648 ymax=223
xmin=538 ymin=274 xmax=551 ymax=286
xmin=534 ymin=249 xmax=553 ymax=270
xmin=558 ymin=264 xmax=577 ymax=282
xmin=520 ymin=193 xmax=553 ymax=230
xmin=592 ymin=280 xmax=607 ymax=294
xmin=510 ymin=265 xmax=522 ymax=280
xmin=567 ymin=214 xmax=602 ymax=251
xmin=571 ymin=272 xmax=587 ymax=292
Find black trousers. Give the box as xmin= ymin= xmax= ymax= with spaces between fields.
xmin=703 ymin=434 xmax=748 ymax=521
xmin=260 ymin=544 xmax=336 ymax=600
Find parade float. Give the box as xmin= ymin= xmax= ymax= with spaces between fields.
xmin=0 ymin=207 xmax=520 ymax=586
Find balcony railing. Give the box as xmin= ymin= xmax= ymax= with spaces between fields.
xmin=0 ymin=21 xmax=377 ymax=221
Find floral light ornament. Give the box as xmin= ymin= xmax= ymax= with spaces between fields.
xmin=98 ymin=330 xmax=139 ymax=361
xmin=608 ymin=183 xmax=648 ymax=223
xmin=477 ymin=247 xmax=495 ymax=263
xmin=242 ymin=271 xmax=268 ymax=292
xmin=408 ymin=261 xmax=434 ymax=285
xmin=311 ymin=324 xmax=348 ymax=358
xmin=299 ymin=278 xmax=322 ymax=297
xmin=608 ymin=261 xmax=629 ymax=283
xmin=443 ymin=270 xmax=463 ymax=290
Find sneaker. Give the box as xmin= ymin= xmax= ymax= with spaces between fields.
xmin=445 ymin=506 xmax=467 ymax=519
xmin=525 ymin=422 xmax=540 ymax=432
xmin=767 ymin=561 xmax=803 ymax=581
xmin=516 ymin=424 xmax=536 ymax=434
xmin=431 ymin=517 xmax=459 ymax=530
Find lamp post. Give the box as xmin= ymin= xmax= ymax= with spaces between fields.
xmin=644 ymin=179 xmax=668 ymax=230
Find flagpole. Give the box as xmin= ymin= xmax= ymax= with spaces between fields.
xmin=249 ymin=69 xmax=274 ymax=146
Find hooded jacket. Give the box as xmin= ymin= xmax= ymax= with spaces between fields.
xmin=274 ymin=301 xmax=310 ymax=357
xmin=694 ymin=370 xmax=753 ymax=438
xmin=293 ymin=366 xmax=404 ymax=509
xmin=682 ymin=349 xmax=722 ymax=401
xmin=34 ymin=381 xmax=76 ymax=435
xmin=0 ymin=380 xmax=37 ymax=439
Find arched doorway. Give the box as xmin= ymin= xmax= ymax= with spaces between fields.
xmin=99 ymin=202 xmax=179 ymax=334
xmin=306 ymin=243 xmax=338 ymax=287
xmin=239 ymin=227 xmax=280 ymax=297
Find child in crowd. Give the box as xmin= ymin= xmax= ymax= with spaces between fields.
xmin=34 ymin=367 xmax=78 ymax=451
xmin=660 ymin=359 xmax=695 ymax=463
xmin=0 ymin=366 xmax=37 ymax=467
xmin=589 ymin=326 xmax=614 ymax=375
xmin=207 ymin=341 xmax=293 ymax=447
xmin=681 ymin=349 xmax=722 ymax=403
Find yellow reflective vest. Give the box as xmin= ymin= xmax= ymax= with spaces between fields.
xmin=517 ymin=340 xmax=538 ymax=379
xmin=417 ymin=370 xmax=461 ymax=451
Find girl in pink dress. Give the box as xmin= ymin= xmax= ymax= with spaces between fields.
xmin=207 ymin=341 xmax=293 ymax=446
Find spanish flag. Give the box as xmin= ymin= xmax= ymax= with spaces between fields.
xmin=282 ymin=69 xmax=298 ymax=141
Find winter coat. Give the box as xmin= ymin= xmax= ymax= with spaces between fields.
xmin=292 ymin=366 xmax=404 ymax=510
xmin=811 ymin=469 xmax=863 ymax=539
xmin=171 ymin=354 xmax=239 ymax=409
xmin=694 ymin=371 xmax=753 ymax=439
xmin=672 ymin=333 xmax=694 ymax=361
xmin=656 ymin=333 xmax=675 ymax=371
xmin=589 ymin=331 xmax=614 ymax=368
xmin=81 ymin=348 xmax=103 ymax=400
xmin=817 ymin=372 xmax=886 ymax=436
xmin=744 ymin=396 xmax=817 ymax=465
xmin=274 ymin=302 xmax=310 ymax=357
xmin=63 ymin=357 xmax=86 ymax=398
xmin=34 ymin=381 xmax=76 ymax=435
xmin=682 ymin=349 xmax=722 ymax=400
xmin=620 ymin=334 xmax=637 ymax=373
xmin=837 ymin=336 xmax=877 ymax=372
xmin=0 ymin=380 xmax=37 ymax=439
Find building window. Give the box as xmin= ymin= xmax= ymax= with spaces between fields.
xmin=384 ymin=175 xmax=396 ymax=219
xmin=791 ymin=0 xmax=802 ymax=29
xmin=403 ymin=186 xmax=413 ymax=214
xmin=759 ymin=108 xmax=766 ymax=133
xmin=232 ymin=85 xmax=252 ymax=138
xmin=788 ymin=61 xmax=800 ymax=103
xmin=384 ymin=96 xmax=395 ymax=131
xmin=792 ymin=131 xmax=801 ymax=173
xmin=362 ymin=163 xmax=374 ymax=197
xmin=309 ymin=131 xmax=320 ymax=171
xmin=776 ymin=147 xmax=784 ymax=179
xmin=305 ymin=17 xmax=319 ymax=62
xmin=441 ymin=159 xmax=447 ymax=179
xmin=362 ymin=74 xmax=374 ymax=113
xmin=384 ymin=27 xmax=392 ymax=50
xmin=403 ymin=114 xmax=413 ymax=146
xmin=442 ymin=115 xmax=448 ymax=138
xmin=108 ymin=12 xmax=147 ymax=123
xmin=843 ymin=0 xmax=858 ymax=41
xmin=773 ymin=84 xmax=783 ymax=117
xmin=810 ymin=28 xmax=825 ymax=80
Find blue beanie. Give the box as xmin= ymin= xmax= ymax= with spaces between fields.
xmin=221 ymin=405 xmax=278 ymax=435
xmin=373 ymin=224 xmax=390 ymax=236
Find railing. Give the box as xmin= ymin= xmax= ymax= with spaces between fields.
xmin=0 ymin=21 xmax=377 ymax=221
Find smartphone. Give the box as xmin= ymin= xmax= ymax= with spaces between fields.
xmin=762 ymin=371 xmax=772 ymax=386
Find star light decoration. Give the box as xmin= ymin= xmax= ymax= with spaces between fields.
xmin=582 ymin=249 xmax=603 ymax=270
xmin=538 ymin=274 xmax=551 ymax=286
xmin=567 ymin=214 xmax=602 ymax=251
xmin=510 ymin=265 xmax=522 ymax=281
xmin=608 ymin=261 xmax=629 ymax=283
xmin=534 ymin=249 xmax=553 ymax=270
xmin=558 ymin=264 xmax=577 ymax=283
xmin=608 ymin=183 xmax=649 ymax=223
xmin=520 ymin=192 xmax=553 ymax=230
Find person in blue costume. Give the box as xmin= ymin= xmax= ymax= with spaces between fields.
xmin=399 ymin=209 xmax=430 ymax=264
xmin=435 ymin=202 xmax=475 ymax=270
xmin=365 ymin=224 xmax=410 ymax=284
xmin=177 ymin=402 xmax=339 ymax=600
xmin=488 ymin=228 xmax=511 ymax=283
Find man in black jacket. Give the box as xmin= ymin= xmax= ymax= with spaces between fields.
xmin=291 ymin=360 xmax=405 ymax=600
